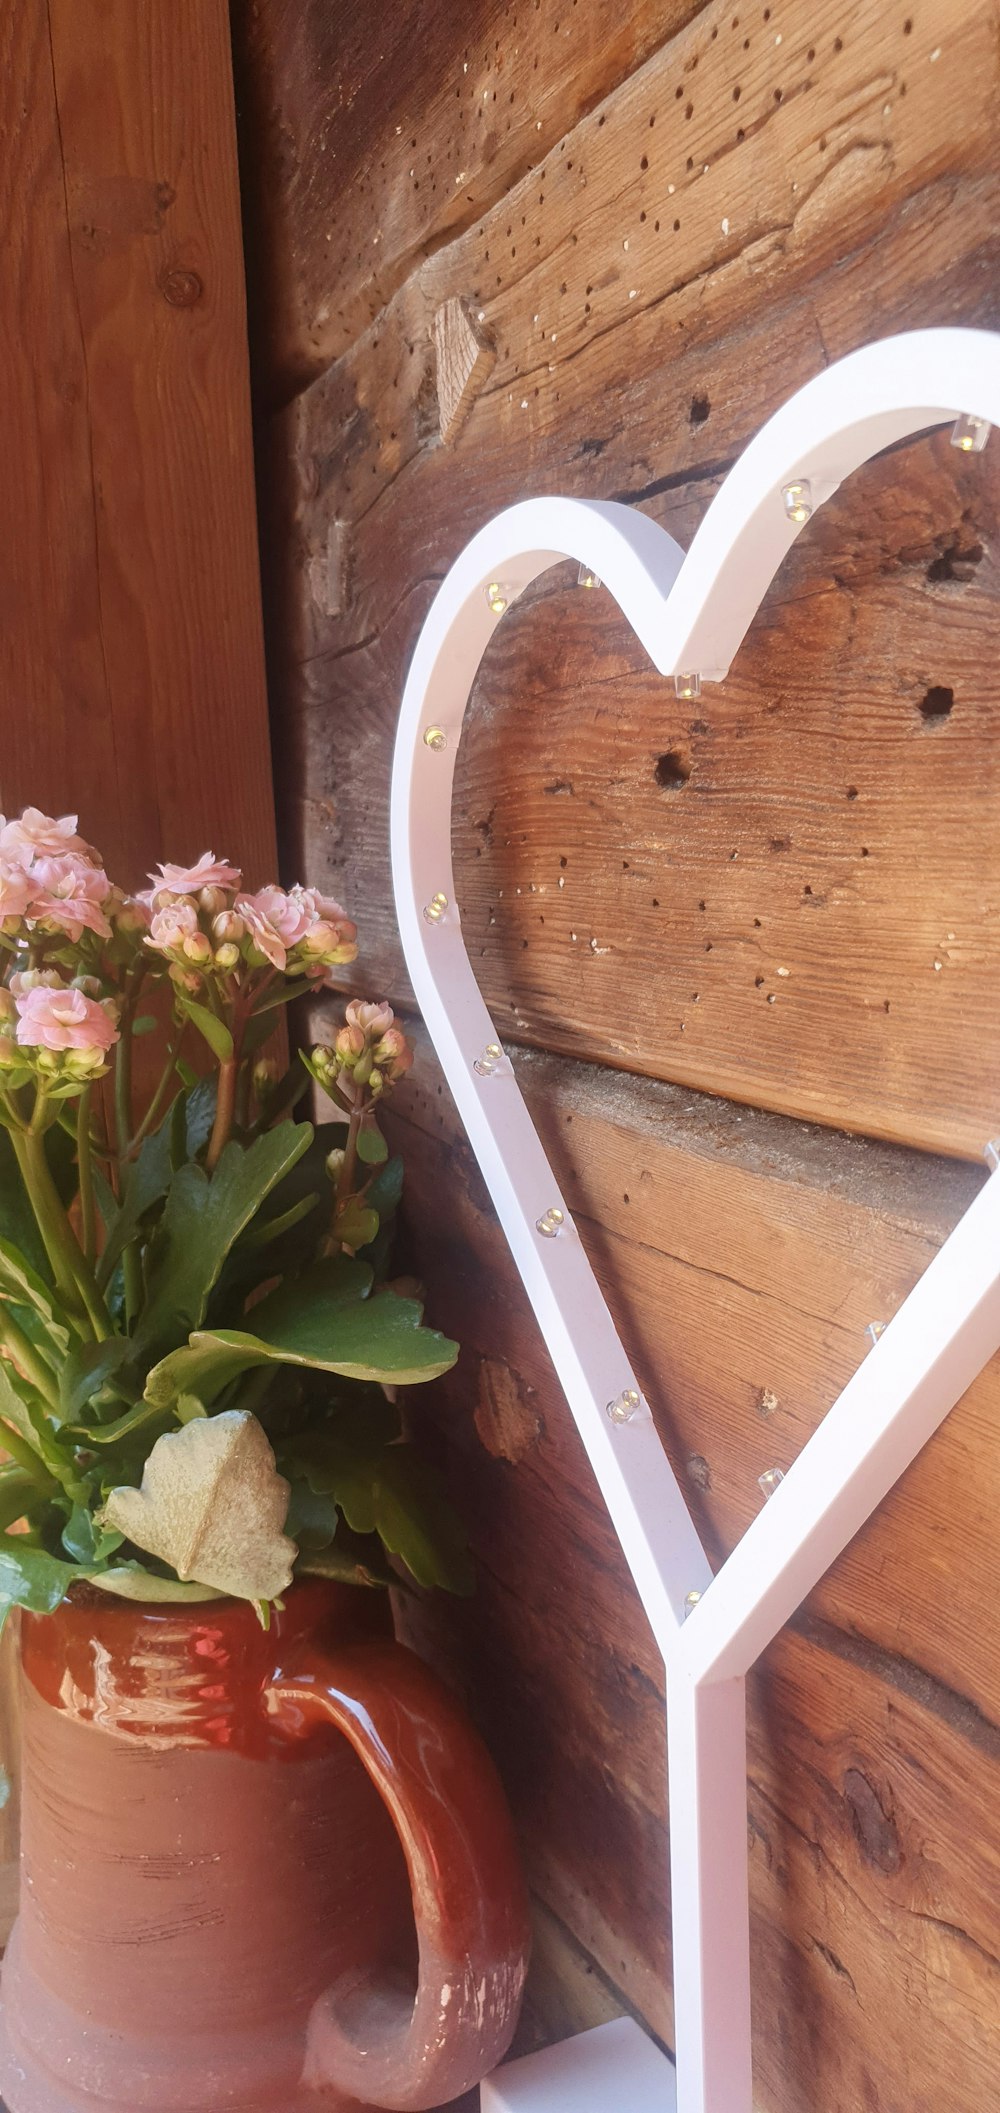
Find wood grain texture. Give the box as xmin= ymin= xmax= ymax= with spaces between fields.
xmin=0 ymin=0 xmax=277 ymax=892
xmin=386 ymin=1027 xmax=1000 ymax=2108
xmin=233 ymin=0 xmax=1000 ymax=2100
xmin=232 ymin=0 xmax=707 ymax=396
xmin=269 ymin=0 xmax=1000 ymax=1157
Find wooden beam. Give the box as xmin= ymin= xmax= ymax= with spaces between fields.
xmin=0 ymin=0 xmax=277 ymax=892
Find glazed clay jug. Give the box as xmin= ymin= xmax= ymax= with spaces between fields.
xmin=0 ymin=1579 xmax=530 ymax=2112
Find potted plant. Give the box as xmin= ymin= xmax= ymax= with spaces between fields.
xmin=0 ymin=808 xmax=529 ymax=2113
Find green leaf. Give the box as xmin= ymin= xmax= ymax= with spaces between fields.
xmin=0 ymin=1464 xmax=41 ymax=1534
xmin=284 ymin=1480 xmax=340 ymax=1552
xmin=148 ymin=1270 xmax=457 ymax=1402
xmin=59 ymin=1336 xmax=132 ymax=1422
xmin=366 ymin=1449 xmax=474 ymax=1594
xmin=133 ymin=1123 xmax=313 ymax=1364
xmin=132 ymin=1014 xmax=158 ymax=1037
xmin=61 ymin=1505 xmax=124 ymax=1565
xmin=297 ymin=1537 xmax=402 ymax=1592
xmin=363 ymin=1154 xmax=404 ymax=1225
xmin=175 ymin=1393 xmax=208 ymax=1424
xmin=0 ymin=1238 xmax=70 ymax=1351
xmin=89 ymin=1564 xmax=225 ymax=1605
xmin=143 ymin=1256 xmax=374 ymax=1408
xmin=357 ymin=1123 xmax=388 ymax=1167
xmin=334 ymin=1199 xmax=380 ymax=1250
xmin=177 ymin=999 xmax=234 ymax=1064
xmin=236 ymin=1191 xmax=321 ymax=1253
xmin=0 ymin=1537 xmax=82 ymax=1626
xmin=0 ymin=1362 xmax=79 ymax=1491
xmin=288 ymin=1425 xmax=472 ymax=1594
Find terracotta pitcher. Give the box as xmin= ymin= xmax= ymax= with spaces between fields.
xmin=0 ymin=1580 xmax=530 ymax=2112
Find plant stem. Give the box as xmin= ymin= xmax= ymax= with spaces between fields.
xmin=0 ymin=1305 xmax=58 ymax=1411
xmin=77 ymin=1087 xmax=96 ymax=1266
xmin=124 ymin=1028 xmax=185 ymax=1158
xmin=0 ymin=1420 xmax=59 ymax=1493
xmin=206 ymin=1056 xmax=238 ymax=1172
xmin=113 ymin=995 xmax=143 ymax=1324
xmin=11 ymin=1127 xmax=109 ymax=1341
xmin=336 ymin=1102 xmax=363 ymax=1211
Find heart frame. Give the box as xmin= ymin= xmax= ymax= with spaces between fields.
xmin=389 ymin=329 xmax=1000 ymax=2112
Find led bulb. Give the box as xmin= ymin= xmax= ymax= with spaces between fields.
xmin=536 ymin=1206 xmax=565 ymax=1237
xmin=606 ymin=1387 xmax=643 ymax=1425
xmin=485 ymin=582 xmax=508 ymax=614
xmin=674 ymin=672 xmax=701 ymax=700
xmin=782 ymin=479 xmax=813 ymax=523
xmin=422 ymin=892 xmax=448 ymax=925
xmin=683 ymin=1589 xmax=702 ymax=1617
xmin=423 ymin=725 xmax=447 ymax=751
xmin=951 ymin=413 xmax=990 ymax=454
xmin=985 ymin=1138 xmax=1000 ymax=1171
xmin=577 ymin=564 xmax=602 ymax=590
xmin=757 ymin=1467 xmax=785 ymax=1500
xmin=866 ymin=1320 xmax=886 ymax=1347
xmin=474 ymin=1042 xmax=504 ymax=1076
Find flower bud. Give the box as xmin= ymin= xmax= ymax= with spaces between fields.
xmin=214 ymin=943 xmax=241 ymax=971
xmin=169 ymin=963 xmax=203 ymax=995
xmin=335 ymin=1024 xmax=366 ymax=1063
xmin=199 ymin=885 xmax=229 ymax=914
xmin=0 ymin=991 xmax=16 ymax=1030
xmin=212 ymin=910 xmax=245 ymax=944
xmin=324 ymin=1146 xmax=346 ymax=1182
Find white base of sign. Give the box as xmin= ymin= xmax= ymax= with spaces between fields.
xmin=482 ymin=2018 xmax=678 ymax=2111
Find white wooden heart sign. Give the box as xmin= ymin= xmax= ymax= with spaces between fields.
xmin=389 ymin=329 xmax=1000 ymax=2113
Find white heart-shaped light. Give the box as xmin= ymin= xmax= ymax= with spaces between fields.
xmin=390 ymin=329 xmax=1000 ymax=2113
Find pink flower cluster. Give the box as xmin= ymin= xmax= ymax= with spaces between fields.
xmin=311 ymin=1000 xmax=413 ymax=1099
xmin=0 ymin=810 xmax=113 ymax=943
xmin=0 ymin=971 xmax=119 ymax=1080
xmin=143 ymin=855 xmax=358 ymax=989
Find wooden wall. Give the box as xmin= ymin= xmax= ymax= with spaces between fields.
xmin=232 ymin=3 xmax=1000 ymax=2107
xmin=1 ymin=0 xmax=277 ymax=890
xmin=0 ymin=0 xmax=277 ymax=1942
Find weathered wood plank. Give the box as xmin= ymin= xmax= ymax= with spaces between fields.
xmin=1 ymin=0 xmax=277 ymax=893
xmin=232 ymin=0 xmax=706 ymax=394
xmin=384 ymin=1031 xmax=1000 ymax=2105
xmin=269 ymin=0 xmax=1000 ymax=1156
xmin=297 ymin=416 xmax=1000 ymax=1159
xmin=281 ymin=0 xmax=998 ymax=592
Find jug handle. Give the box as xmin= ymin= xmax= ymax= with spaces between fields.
xmin=266 ymin=1634 xmax=531 ymax=2110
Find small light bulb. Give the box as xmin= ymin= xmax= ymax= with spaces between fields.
xmin=606 ymin=1387 xmax=643 ymax=1425
xmin=985 ymin=1137 xmax=1000 ymax=1171
xmin=674 ymin=672 xmax=701 ymax=700
xmin=535 ymin=1206 xmax=565 ymax=1237
xmin=683 ymin=1589 xmax=702 ymax=1617
xmin=423 ymin=725 xmax=447 ymax=751
xmin=473 ymin=1042 xmax=504 ymax=1076
xmin=951 ymin=413 xmax=990 ymax=454
xmin=866 ymin=1320 xmax=886 ymax=1347
xmin=758 ymin=1467 xmax=785 ymax=1500
xmin=422 ymin=893 xmax=448 ymax=925
xmin=577 ymin=564 xmax=602 ymax=590
xmin=782 ymin=479 xmax=813 ymax=523
xmin=485 ymin=582 xmax=509 ymax=614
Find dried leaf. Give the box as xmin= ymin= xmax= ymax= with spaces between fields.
xmin=103 ymin=1411 xmax=296 ymax=1603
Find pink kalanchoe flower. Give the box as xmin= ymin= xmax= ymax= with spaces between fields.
xmin=28 ymin=855 xmax=113 ymax=942
xmin=145 ymin=900 xmax=201 ymax=957
xmin=15 ymin=983 xmax=119 ymax=1054
xmin=236 ymin=886 xmax=310 ymax=970
xmin=0 ymin=861 xmax=33 ymax=930
xmin=0 ymin=809 xmax=99 ymax=865
xmin=149 ymin=853 xmax=242 ymax=899
xmin=345 ymin=999 xmax=395 ymax=1039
